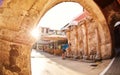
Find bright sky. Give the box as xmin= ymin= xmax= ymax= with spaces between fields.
xmin=38 ymin=2 xmax=83 ymax=30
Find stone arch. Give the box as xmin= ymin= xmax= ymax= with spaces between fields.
xmin=0 ymin=0 xmax=112 ymax=75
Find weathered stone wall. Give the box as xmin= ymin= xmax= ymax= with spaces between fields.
xmin=86 ymin=18 xmax=101 ymax=60
xmin=0 ymin=26 xmax=34 ymax=75
xmin=0 ymin=0 xmax=41 ymax=75
xmin=101 ymin=0 xmax=120 ymax=56
xmin=102 ymin=0 xmax=120 ymax=22
xmin=0 ymin=39 xmax=32 ymax=75
xmin=66 ymin=16 xmax=112 ymax=60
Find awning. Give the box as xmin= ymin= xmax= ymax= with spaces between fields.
xmin=37 ymin=40 xmax=51 ymax=45
xmin=41 ymin=35 xmax=67 ymax=41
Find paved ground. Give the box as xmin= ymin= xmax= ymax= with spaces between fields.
xmin=31 ymin=49 xmax=111 ymax=75
xmin=103 ymin=48 xmax=120 ymax=75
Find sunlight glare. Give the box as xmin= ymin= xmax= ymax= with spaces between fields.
xmin=31 ymin=28 xmax=40 ymax=39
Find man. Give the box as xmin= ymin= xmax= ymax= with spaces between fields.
xmin=61 ymin=44 xmax=68 ymax=59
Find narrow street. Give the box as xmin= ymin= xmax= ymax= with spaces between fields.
xmin=31 ymin=49 xmax=110 ymax=75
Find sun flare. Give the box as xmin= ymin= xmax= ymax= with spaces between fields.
xmin=31 ymin=28 xmax=40 ymax=39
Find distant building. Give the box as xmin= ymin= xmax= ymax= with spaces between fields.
xmin=61 ymin=9 xmax=89 ymax=30
xmin=39 ymin=27 xmax=65 ymax=36
xmin=34 ymin=26 xmax=67 ymax=53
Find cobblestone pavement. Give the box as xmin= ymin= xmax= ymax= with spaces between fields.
xmin=31 ymin=49 xmax=111 ymax=75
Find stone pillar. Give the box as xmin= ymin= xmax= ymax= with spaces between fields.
xmin=74 ymin=26 xmax=79 ymax=58
xmin=70 ymin=26 xmax=78 ymax=58
xmin=83 ymin=21 xmax=89 ymax=59
xmin=36 ymin=42 xmax=39 ymax=50
xmin=66 ymin=29 xmax=72 ymax=57
xmin=66 ymin=29 xmax=70 ymax=44
xmin=95 ymin=27 xmax=102 ymax=60
xmin=77 ymin=24 xmax=84 ymax=59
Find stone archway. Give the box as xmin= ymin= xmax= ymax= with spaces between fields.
xmin=0 ymin=0 xmax=112 ymax=75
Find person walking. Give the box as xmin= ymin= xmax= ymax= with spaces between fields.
xmin=61 ymin=44 xmax=68 ymax=59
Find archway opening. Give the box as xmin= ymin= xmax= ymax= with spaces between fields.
xmin=31 ymin=2 xmax=85 ymax=75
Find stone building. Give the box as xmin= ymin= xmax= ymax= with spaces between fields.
xmin=64 ymin=11 xmax=103 ymax=60
xmin=0 ymin=0 xmax=120 ymax=75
